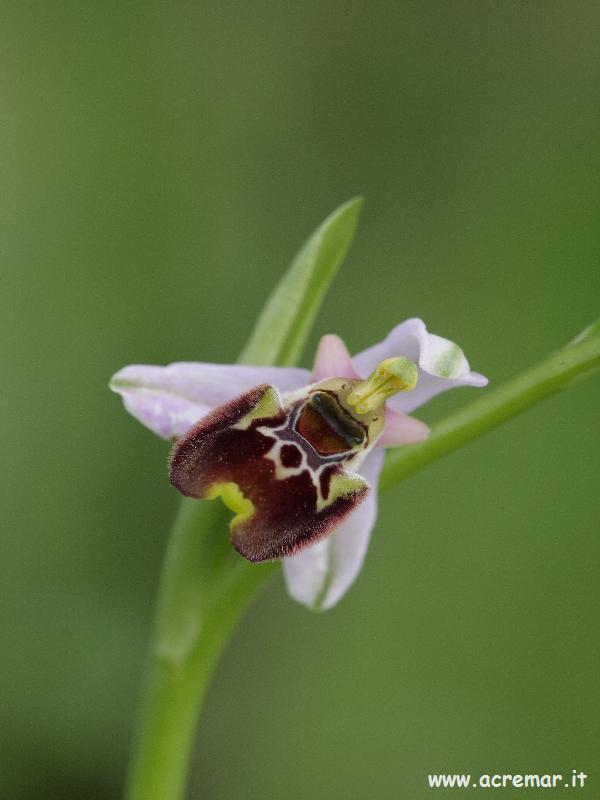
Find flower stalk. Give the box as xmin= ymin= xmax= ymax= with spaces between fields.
xmin=380 ymin=324 xmax=600 ymax=490
xmin=120 ymin=198 xmax=599 ymax=800
xmin=125 ymin=499 xmax=276 ymax=800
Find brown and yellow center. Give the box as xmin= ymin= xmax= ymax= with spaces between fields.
xmin=296 ymin=391 xmax=366 ymax=455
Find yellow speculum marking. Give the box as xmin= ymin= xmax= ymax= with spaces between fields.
xmin=205 ymin=482 xmax=255 ymax=526
xmin=347 ymin=356 xmax=418 ymax=415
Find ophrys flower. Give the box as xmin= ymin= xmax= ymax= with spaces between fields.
xmin=111 ymin=318 xmax=487 ymax=609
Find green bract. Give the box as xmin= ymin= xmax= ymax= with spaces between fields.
xmin=239 ymin=197 xmax=363 ymax=367
xmin=125 ymin=199 xmax=363 ymax=800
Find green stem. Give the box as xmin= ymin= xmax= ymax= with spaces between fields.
xmin=124 ymin=499 xmax=277 ymax=800
xmin=124 ymin=199 xmax=362 ymax=800
xmin=380 ymin=328 xmax=600 ymax=491
xmin=124 ymin=325 xmax=599 ymax=800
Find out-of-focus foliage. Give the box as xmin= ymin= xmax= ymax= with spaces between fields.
xmin=2 ymin=2 xmax=599 ymax=798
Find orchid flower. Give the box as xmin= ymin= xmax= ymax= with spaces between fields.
xmin=111 ymin=318 xmax=487 ymax=610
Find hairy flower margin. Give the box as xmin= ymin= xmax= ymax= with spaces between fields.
xmin=111 ymin=318 xmax=487 ymax=610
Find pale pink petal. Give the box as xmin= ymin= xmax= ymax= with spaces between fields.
xmin=378 ymin=408 xmax=430 ymax=447
xmin=352 ymin=318 xmax=488 ymax=413
xmin=312 ymin=334 xmax=359 ymax=381
xmin=283 ymin=449 xmax=384 ymax=610
xmin=110 ymin=362 xmax=310 ymax=439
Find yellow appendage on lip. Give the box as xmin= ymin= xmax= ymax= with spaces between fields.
xmin=205 ymin=482 xmax=255 ymax=526
xmin=347 ymin=356 xmax=418 ymax=414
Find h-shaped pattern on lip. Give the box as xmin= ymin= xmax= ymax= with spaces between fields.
xmin=168 ymin=373 xmax=396 ymax=563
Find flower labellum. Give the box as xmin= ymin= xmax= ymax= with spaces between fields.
xmin=169 ymin=358 xmax=419 ymax=562
xmin=111 ymin=318 xmax=488 ymax=608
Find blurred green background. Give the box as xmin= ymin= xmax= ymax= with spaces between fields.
xmin=2 ymin=1 xmax=599 ymax=798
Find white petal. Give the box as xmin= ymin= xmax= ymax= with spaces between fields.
xmin=352 ymin=318 xmax=488 ymax=413
xmin=283 ymin=449 xmax=385 ymax=610
xmin=110 ymin=361 xmax=310 ymax=439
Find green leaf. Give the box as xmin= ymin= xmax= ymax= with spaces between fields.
xmin=239 ymin=197 xmax=364 ymax=367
